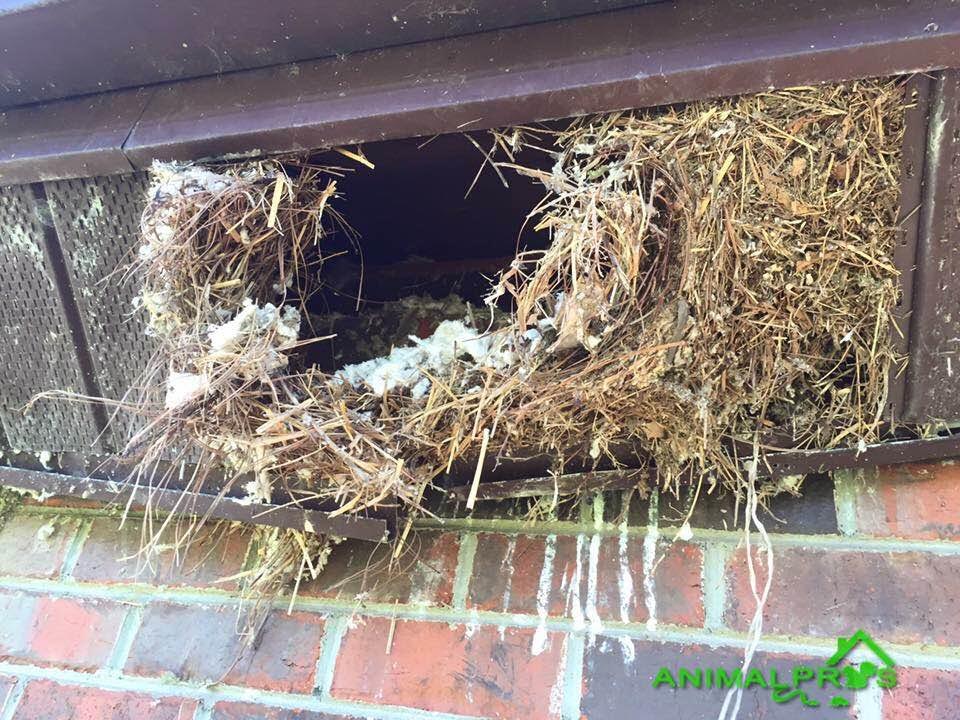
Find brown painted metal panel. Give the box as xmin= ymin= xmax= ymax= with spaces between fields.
xmin=888 ymin=75 xmax=933 ymax=424
xmin=123 ymin=0 xmax=960 ymax=167
xmin=2 ymin=0 xmax=958 ymax=185
xmin=904 ymin=70 xmax=960 ymax=422
xmin=0 ymin=465 xmax=390 ymax=541
xmin=0 ymin=0 xmax=657 ymax=109
xmin=0 ymin=88 xmax=149 ymax=187
xmin=762 ymin=432 xmax=960 ymax=477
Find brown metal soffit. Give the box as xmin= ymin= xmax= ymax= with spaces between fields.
xmin=0 ymin=0 xmax=656 ymax=109
xmin=2 ymin=0 xmax=960 ymax=186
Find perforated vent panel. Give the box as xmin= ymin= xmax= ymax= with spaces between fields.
xmin=0 ymin=184 xmax=103 ymax=451
xmin=45 ymin=173 xmax=157 ymax=449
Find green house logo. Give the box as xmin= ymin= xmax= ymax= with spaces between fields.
xmin=651 ymin=630 xmax=897 ymax=711
xmin=821 ymin=630 xmax=897 ymax=708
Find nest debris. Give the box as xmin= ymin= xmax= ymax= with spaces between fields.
xmin=103 ymin=77 xmax=905 ymax=594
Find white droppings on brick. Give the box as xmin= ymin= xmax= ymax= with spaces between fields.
xmin=585 ymin=493 xmax=605 ymax=643
xmin=32 ymin=520 xmax=58 ymax=552
xmin=559 ymin=562 xmax=570 ymax=595
xmin=617 ymin=522 xmax=634 ymax=624
xmin=849 ymin=647 xmax=883 ymax=720
xmin=345 ymin=613 xmax=364 ymax=630
xmin=463 ymin=609 xmax=481 ymax=639
xmin=642 ymin=490 xmax=660 ymax=632
xmin=531 ymin=534 xmax=557 ymax=656
xmin=500 ymin=537 xmax=517 ymax=611
xmin=499 ymin=537 xmax=517 ymax=640
xmin=407 ymin=558 xmax=443 ymax=606
xmin=568 ymin=535 xmax=586 ymax=631
xmin=548 ymin=633 xmax=569 ymax=717
xmin=617 ymin=521 xmax=636 ymax=664
xmin=586 ymin=534 xmax=603 ymax=642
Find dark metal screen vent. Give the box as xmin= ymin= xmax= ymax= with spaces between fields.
xmin=44 ymin=173 xmax=157 ymax=449
xmin=0 ymin=184 xmax=102 ymax=451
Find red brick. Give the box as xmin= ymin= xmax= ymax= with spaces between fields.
xmin=468 ymin=533 xmax=703 ymax=626
xmin=0 ymin=514 xmax=82 ymax=578
xmin=638 ymin=540 xmax=704 ymax=626
xmin=467 ymin=534 xmax=573 ymax=616
xmin=0 ymin=592 xmax=127 ymax=671
xmin=299 ymin=538 xmax=407 ymax=602
xmin=882 ymin=668 xmax=960 ymax=720
xmin=301 ymin=530 xmax=458 ymax=606
xmin=661 ymin=474 xmax=840 ymax=534
xmin=71 ymin=519 xmax=250 ymax=589
xmin=212 ymin=702 xmax=349 ymax=719
xmin=725 ymin=548 xmax=960 ymax=645
xmin=332 ymin=617 xmax=566 ymax=719
xmin=125 ymin=603 xmax=322 ymax=692
xmin=468 ymin=534 xmax=593 ymax=614
xmin=498 ymin=535 xmax=559 ymax=614
xmin=855 ymin=462 xmax=960 ymax=540
xmin=466 ymin=533 xmax=520 ymax=611
xmin=11 ymin=680 xmax=196 ymax=720
xmin=582 ymin=637 xmax=851 ymax=719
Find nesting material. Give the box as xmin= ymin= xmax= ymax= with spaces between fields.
xmin=124 ymin=79 xmax=905 ymax=544
xmin=483 ymin=79 xmax=905 ymax=489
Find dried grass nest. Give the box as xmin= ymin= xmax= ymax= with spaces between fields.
xmin=119 ymin=78 xmax=905 ymax=588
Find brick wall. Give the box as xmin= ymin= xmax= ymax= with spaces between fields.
xmin=0 ymin=461 xmax=957 ymax=719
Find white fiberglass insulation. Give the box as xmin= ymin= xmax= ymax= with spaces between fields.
xmin=164 ymin=371 xmax=209 ymax=410
xmin=208 ymin=299 xmax=301 ymax=353
xmin=164 ymin=299 xmax=301 ymax=409
xmin=140 ymin=162 xmax=237 ymax=258
xmin=336 ymin=320 xmax=524 ymax=400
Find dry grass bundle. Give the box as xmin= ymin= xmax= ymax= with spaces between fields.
xmin=484 ymin=78 xmax=905 ymax=489
xmin=113 ymin=78 xmax=904 ymax=594
xmin=130 ymin=159 xmax=422 ymax=512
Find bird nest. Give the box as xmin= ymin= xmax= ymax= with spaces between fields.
xmin=116 ymin=78 xmax=905 ymax=591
